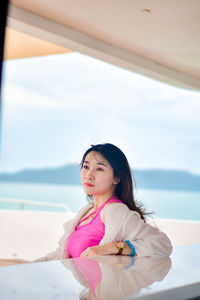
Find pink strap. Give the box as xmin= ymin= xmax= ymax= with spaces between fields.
xmin=78 ymin=198 xmax=122 ymax=225
xmin=78 ymin=210 xmax=97 ymax=225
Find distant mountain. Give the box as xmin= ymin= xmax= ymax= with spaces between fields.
xmin=0 ymin=164 xmax=81 ymax=185
xmin=133 ymin=169 xmax=200 ymax=191
xmin=0 ymin=164 xmax=200 ymax=192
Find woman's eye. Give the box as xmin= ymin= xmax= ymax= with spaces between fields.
xmin=97 ymin=168 xmax=104 ymax=171
xmin=83 ymin=165 xmax=88 ymax=169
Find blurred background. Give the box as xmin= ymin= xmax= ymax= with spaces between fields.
xmin=1 ymin=51 xmax=200 ymax=220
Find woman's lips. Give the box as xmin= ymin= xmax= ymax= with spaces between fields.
xmin=84 ymin=183 xmax=94 ymax=187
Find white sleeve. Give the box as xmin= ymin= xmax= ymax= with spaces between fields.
xmin=106 ymin=204 xmax=172 ymax=257
xmin=120 ymin=210 xmax=172 ymax=257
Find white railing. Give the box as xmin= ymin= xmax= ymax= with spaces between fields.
xmin=0 ymin=197 xmax=71 ymax=212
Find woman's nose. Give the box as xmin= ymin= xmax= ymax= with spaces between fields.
xmin=86 ymin=169 xmax=94 ymax=179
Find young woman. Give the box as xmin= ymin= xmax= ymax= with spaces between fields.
xmin=35 ymin=143 xmax=172 ymax=261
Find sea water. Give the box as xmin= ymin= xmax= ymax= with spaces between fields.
xmin=0 ymin=181 xmax=200 ymax=220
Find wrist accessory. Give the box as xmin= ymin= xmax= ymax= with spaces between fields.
xmin=125 ymin=240 xmax=135 ymax=257
xmin=116 ymin=241 xmax=126 ymax=255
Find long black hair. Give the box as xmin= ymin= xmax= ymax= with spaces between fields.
xmin=80 ymin=143 xmax=148 ymax=221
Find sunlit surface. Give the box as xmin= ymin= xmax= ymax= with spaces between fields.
xmin=0 ymin=244 xmax=199 ymax=299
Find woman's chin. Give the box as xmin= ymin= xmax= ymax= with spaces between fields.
xmin=83 ymin=187 xmax=94 ymax=195
xmin=83 ymin=186 xmax=95 ymax=193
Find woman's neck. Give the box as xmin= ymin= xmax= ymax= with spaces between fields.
xmin=92 ymin=192 xmax=117 ymax=209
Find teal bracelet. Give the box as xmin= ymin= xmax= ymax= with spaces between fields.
xmin=125 ymin=240 xmax=135 ymax=257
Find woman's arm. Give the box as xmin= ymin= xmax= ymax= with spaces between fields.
xmin=0 ymin=258 xmax=30 ymax=266
xmin=102 ymin=204 xmax=172 ymax=257
xmin=121 ymin=213 xmax=172 ymax=257
xmin=80 ymin=241 xmax=133 ymax=257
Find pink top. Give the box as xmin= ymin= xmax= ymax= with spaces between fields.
xmin=65 ymin=197 xmax=123 ymax=258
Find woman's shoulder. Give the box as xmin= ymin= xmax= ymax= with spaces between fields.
xmin=103 ymin=200 xmax=126 ymax=211
xmin=101 ymin=200 xmax=137 ymax=223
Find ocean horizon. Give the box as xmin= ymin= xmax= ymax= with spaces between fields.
xmin=0 ymin=181 xmax=200 ymax=221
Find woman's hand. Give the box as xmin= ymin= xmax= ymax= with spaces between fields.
xmin=80 ymin=242 xmax=118 ymax=257
xmin=0 ymin=259 xmax=29 ymax=266
xmin=80 ymin=241 xmax=133 ymax=257
xmin=80 ymin=246 xmax=102 ymax=257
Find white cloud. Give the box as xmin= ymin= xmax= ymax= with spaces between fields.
xmin=3 ymin=83 xmax=58 ymax=109
xmin=1 ymin=52 xmax=200 ymax=174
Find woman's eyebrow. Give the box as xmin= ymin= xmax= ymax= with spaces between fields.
xmin=96 ymin=162 xmax=107 ymax=166
xmin=83 ymin=160 xmax=107 ymax=166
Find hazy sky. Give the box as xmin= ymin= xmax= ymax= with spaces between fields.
xmin=1 ymin=52 xmax=200 ymax=174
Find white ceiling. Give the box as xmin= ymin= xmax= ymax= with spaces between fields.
xmin=7 ymin=0 xmax=200 ymax=90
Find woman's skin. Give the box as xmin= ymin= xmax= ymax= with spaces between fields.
xmin=79 ymin=151 xmax=132 ymax=257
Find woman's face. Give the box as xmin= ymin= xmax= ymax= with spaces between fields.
xmin=81 ymin=151 xmax=117 ymax=197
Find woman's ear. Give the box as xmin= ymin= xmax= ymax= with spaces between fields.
xmin=113 ymin=178 xmax=120 ymax=185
